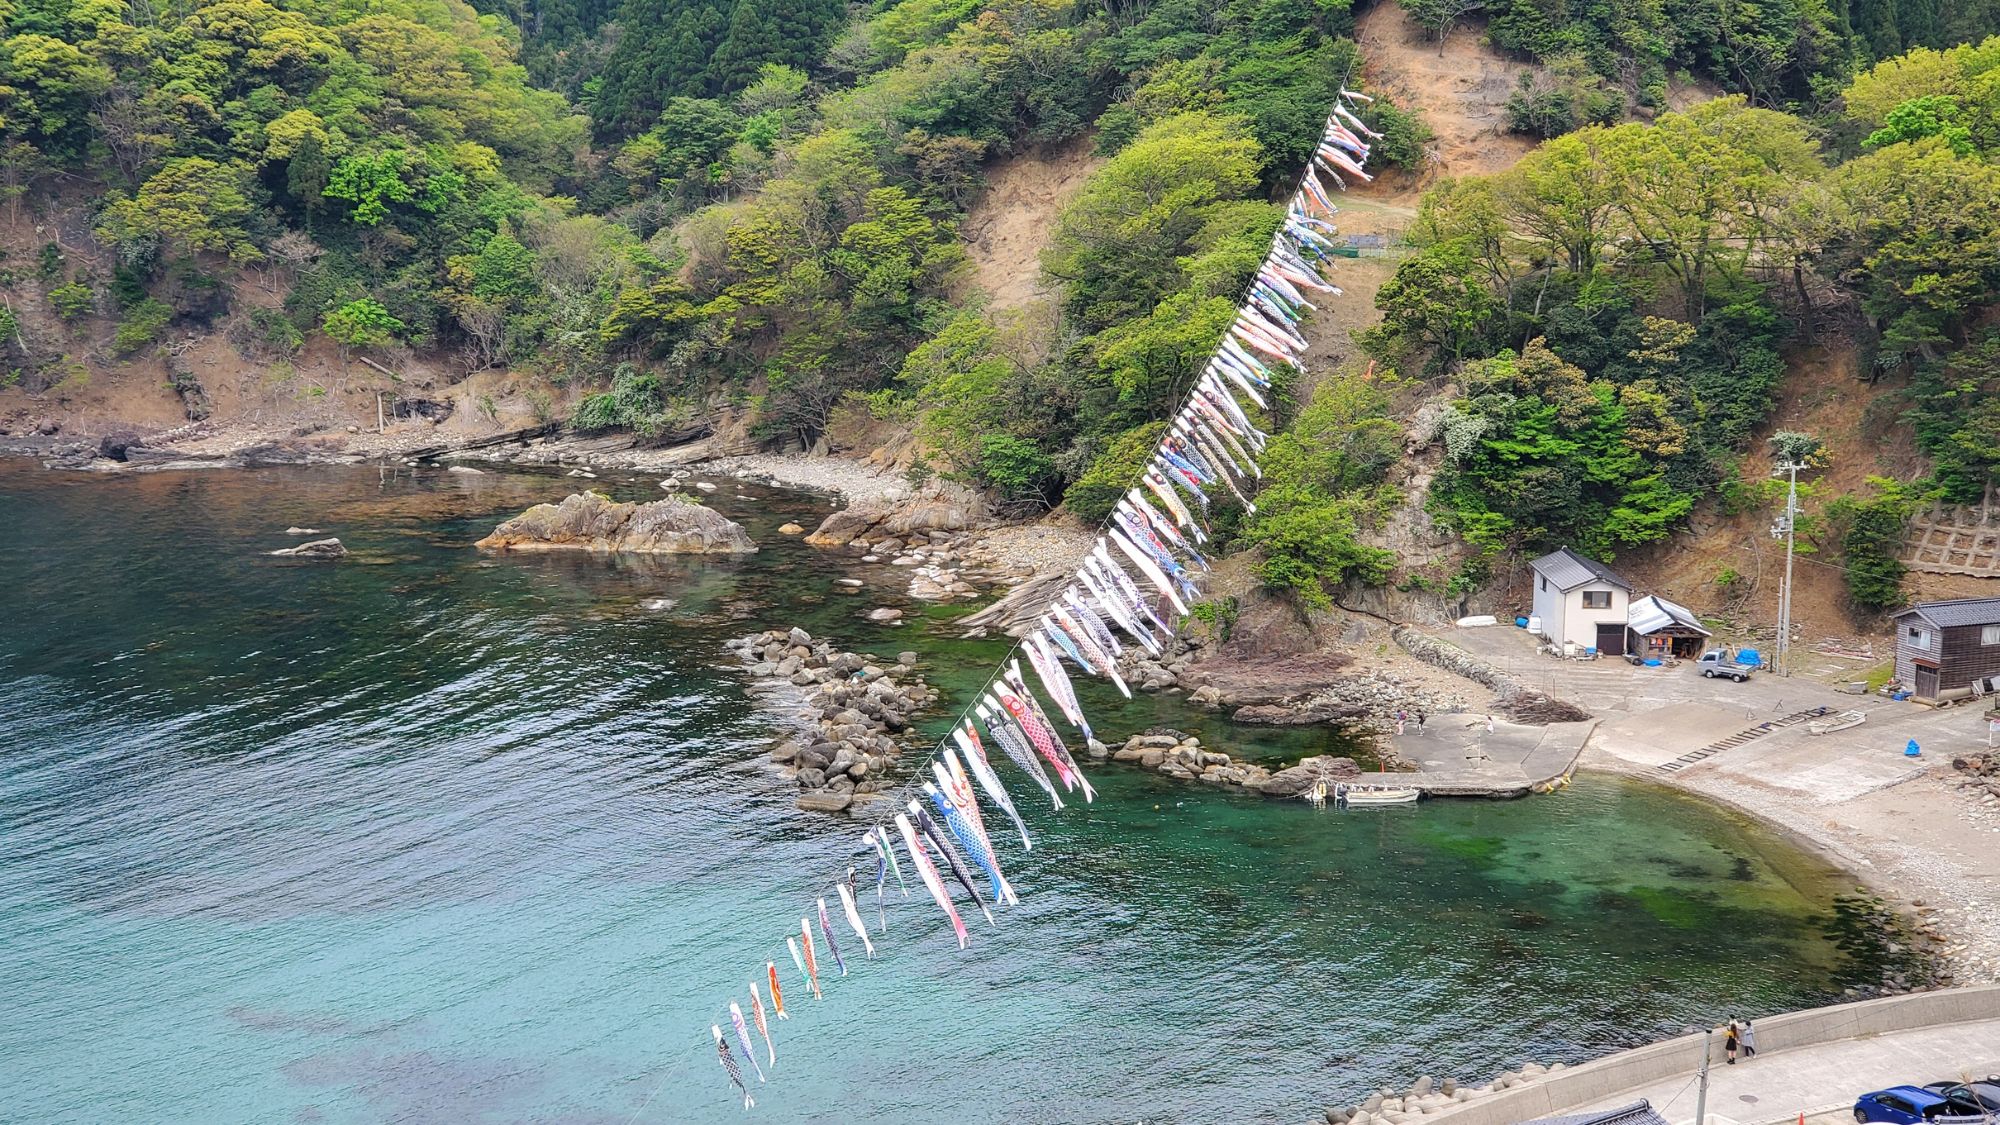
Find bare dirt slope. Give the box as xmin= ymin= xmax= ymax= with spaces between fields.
xmin=1612 ymin=339 xmax=1988 ymax=652
xmin=958 ymin=135 xmax=1102 ymax=315
xmin=0 ymin=198 xmax=569 ymax=454
xmin=1354 ymin=4 xmax=1536 ymax=191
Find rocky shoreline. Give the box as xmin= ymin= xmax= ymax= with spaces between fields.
xmin=728 ymin=628 xmax=940 ymax=814
xmin=1107 ymin=729 xmax=1372 ymax=796
xmin=1320 ymin=1064 xmax=1573 ymax=1125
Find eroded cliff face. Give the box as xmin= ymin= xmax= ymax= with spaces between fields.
xmin=475 ymin=491 xmax=757 ymax=554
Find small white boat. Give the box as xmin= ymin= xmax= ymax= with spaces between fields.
xmin=1807 ymin=709 xmax=1867 ymax=736
xmin=1336 ymin=784 xmax=1421 ymax=807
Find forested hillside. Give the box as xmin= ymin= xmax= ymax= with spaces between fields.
xmin=0 ymin=0 xmax=1425 ymax=463
xmin=7 ymin=0 xmax=2000 ymax=623
xmin=1401 ymin=0 xmax=2000 ymax=136
xmin=1366 ymin=40 xmax=2000 ymax=618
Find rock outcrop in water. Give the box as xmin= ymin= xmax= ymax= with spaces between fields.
xmin=269 ymin=537 xmax=348 ymax=558
xmin=1107 ymin=731 xmax=1367 ymax=796
xmin=475 ymin=491 xmax=756 ymax=554
xmin=803 ymin=479 xmax=987 ymax=548
xmin=730 ymin=627 xmax=939 ymax=814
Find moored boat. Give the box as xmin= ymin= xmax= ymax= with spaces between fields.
xmin=1336 ymin=784 xmax=1421 ymax=807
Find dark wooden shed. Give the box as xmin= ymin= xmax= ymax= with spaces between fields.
xmin=1891 ymin=598 xmax=2000 ymax=702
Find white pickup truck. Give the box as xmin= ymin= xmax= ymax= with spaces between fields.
xmin=1694 ymin=649 xmax=1759 ymax=682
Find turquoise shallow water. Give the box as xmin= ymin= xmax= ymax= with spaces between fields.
xmin=0 ymin=462 xmax=1854 ymax=1123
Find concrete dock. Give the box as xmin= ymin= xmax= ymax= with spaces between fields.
xmin=1385 ymin=718 xmax=1595 ymax=798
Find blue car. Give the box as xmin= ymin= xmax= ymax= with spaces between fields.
xmin=1856 ymin=1087 xmax=1956 ymax=1124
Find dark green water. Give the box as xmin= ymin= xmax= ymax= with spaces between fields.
xmin=0 ymin=461 xmax=1853 ymax=1122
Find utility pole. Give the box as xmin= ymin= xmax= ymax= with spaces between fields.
xmin=1771 ymin=458 xmax=1804 ymax=677
xmin=1693 ymin=1027 xmax=1713 ymax=1125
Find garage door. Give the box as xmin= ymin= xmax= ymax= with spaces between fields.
xmin=1595 ymin=623 xmax=1625 ymax=656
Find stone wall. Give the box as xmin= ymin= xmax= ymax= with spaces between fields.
xmin=1391 ymin=625 xmax=1514 ymax=692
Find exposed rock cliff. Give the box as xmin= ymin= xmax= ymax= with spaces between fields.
xmin=475 ymin=491 xmax=756 ymax=554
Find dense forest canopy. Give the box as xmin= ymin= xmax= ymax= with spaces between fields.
xmin=8 ymin=0 xmax=2000 ymax=611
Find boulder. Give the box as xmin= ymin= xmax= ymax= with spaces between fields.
xmin=866 ymin=607 xmax=904 ymax=623
xmin=269 ymin=537 xmax=347 ymax=558
xmin=475 ymin=491 xmax=756 ymax=553
xmin=803 ymin=479 xmax=990 ymax=547
xmin=1253 ymin=756 xmax=1362 ymax=799
xmin=447 ymin=465 xmax=484 ymax=475
xmin=779 ymin=522 xmax=805 ymax=535
xmin=795 ymin=789 xmax=854 ymax=814
xmin=97 ymin=430 xmax=145 ymax=462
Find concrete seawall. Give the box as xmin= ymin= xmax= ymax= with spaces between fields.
xmin=1421 ymin=984 xmax=2000 ymax=1125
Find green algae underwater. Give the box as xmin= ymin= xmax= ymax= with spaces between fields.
xmin=0 ymin=461 xmax=1862 ymax=1123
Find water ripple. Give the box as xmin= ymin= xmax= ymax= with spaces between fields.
xmin=0 ymin=463 xmax=1849 ymax=1123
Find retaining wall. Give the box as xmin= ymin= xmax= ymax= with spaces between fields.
xmin=1421 ymin=984 xmax=2000 ymax=1125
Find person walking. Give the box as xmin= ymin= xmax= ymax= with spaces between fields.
xmin=1484 ymin=714 xmax=1495 ymax=733
xmin=1739 ymin=1019 xmax=1756 ymax=1060
xmin=1723 ymin=1019 xmax=1740 ymax=1064
xmin=1416 ymin=711 xmax=1427 ymax=735
xmin=1395 ymin=709 xmax=1407 ymax=735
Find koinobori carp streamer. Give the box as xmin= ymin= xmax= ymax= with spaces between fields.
xmin=697 ymin=86 xmax=1382 ymax=1110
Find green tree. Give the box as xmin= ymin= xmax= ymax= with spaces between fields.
xmin=323 ymin=299 xmax=405 ymax=370
xmin=1865 ymin=95 xmax=1976 ymax=155
xmin=1834 ymin=482 xmax=1917 ymax=611
xmin=1835 ymin=137 xmax=2000 ymax=362
xmin=1044 ymin=112 xmax=1263 ymax=333
xmin=1602 ymin=98 xmax=1822 ymax=318
xmin=324 ymin=151 xmax=413 ymax=226
xmin=97 ymin=157 xmax=255 ymax=259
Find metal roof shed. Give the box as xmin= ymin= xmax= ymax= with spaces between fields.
xmin=1626 ymin=594 xmax=1711 ymax=659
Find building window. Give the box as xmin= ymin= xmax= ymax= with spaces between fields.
xmin=1908 ymin=626 xmax=1933 ymax=651
xmin=1581 ymin=590 xmax=1612 ymax=609
xmin=1983 ymin=625 xmax=2000 ymax=646
xmin=1539 ymin=576 xmax=1547 ymax=592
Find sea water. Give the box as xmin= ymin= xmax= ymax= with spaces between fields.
xmin=0 ymin=462 xmax=1855 ymax=1123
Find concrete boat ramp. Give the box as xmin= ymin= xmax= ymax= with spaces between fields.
xmin=1379 ymin=718 xmax=1596 ymax=798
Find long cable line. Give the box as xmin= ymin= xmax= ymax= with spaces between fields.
xmin=644 ymin=84 xmax=1378 ymax=1115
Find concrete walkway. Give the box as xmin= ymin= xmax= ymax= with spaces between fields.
xmin=1417 ymin=987 xmax=2000 ymax=1125
xmin=1389 ymin=718 xmax=1595 ymax=797
xmin=1576 ymin=1017 xmax=2000 ymax=1125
